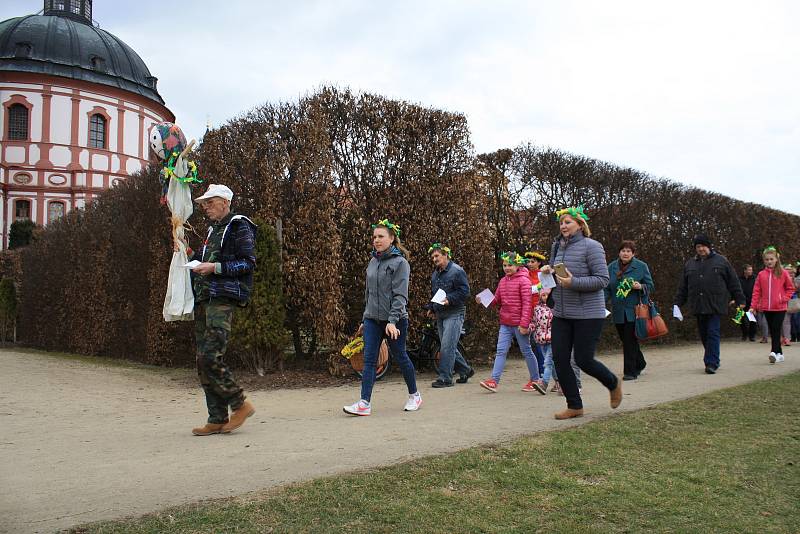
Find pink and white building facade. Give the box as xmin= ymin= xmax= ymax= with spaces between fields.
xmin=0 ymin=0 xmax=173 ymax=248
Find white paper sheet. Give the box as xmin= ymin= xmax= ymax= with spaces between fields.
xmin=531 ymin=284 xmax=539 ymax=294
xmin=672 ymin=305 xmax=683 ymax=321
xmin=746 ymin=311 xmax=756 ymax=322
xmin=182 ymin=260 xmax=201 ymax=269
xmin=431 ymin=288 xmax=447 ymax=304
xmin=539 ymin=272 xmax=556 ymax=289
xmin=476 ymin=288 xmax=494 ymax=308
xmin=605 ymin=309 xmax=611 ymax=318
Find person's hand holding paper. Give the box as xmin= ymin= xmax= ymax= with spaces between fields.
xmin=476 ymin=289 xmax=494 ymax=308
xmin=431 ymin=288 xmax=447 ymax=305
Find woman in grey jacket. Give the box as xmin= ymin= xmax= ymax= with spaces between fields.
xmin=343 ymin=219 xmax=421 ymax=416
xmin=542 ymin=206 xmax=622 ymax=420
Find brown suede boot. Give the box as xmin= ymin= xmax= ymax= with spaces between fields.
xmin=191 ymin=423 xmax=226 ymax=436
xmin=554 ymin=408 xmax=584 ymax=420
xmin=610 ymin=378 xmax=623 ymax=409
xmin=221 ymin=400 xmax=255 ymax=433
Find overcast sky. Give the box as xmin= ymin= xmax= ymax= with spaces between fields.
xmin=4 ymin=0 xmax=799 ymax=214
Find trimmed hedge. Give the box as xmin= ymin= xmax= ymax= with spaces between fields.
xmin=10 ymin=89 xmax=799 ymax=367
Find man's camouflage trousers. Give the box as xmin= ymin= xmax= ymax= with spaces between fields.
xmin=195 ymin=298 xmax=246 ymax=424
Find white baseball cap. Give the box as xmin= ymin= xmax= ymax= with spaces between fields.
xmin=194 ymin=184 xmax=233 ymax=202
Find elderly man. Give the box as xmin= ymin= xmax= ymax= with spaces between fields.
xmin=190 ymin=184 xmax=257 ymax=435
xmin=427 ymin=243 xmax=474 ymax=387
xmin=674 ymin=234 xmax=745 ymax=374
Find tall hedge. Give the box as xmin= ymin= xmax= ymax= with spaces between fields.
xmin=10 ymin=88 xmax=799 ymax=367
xmin=484 ymin=144 xmax=800 ymax=341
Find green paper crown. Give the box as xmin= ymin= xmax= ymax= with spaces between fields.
xmin=500 ymin=251 xmax=526 ymax=266
xmin=555 ymin=205 xmax=589 ymax=222
xmin=371 ymin=218 xmax=401 ymax=237
xmin=428 ymin=243 xmax=452 ymax=258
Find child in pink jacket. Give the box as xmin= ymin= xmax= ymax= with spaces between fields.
xmin=749 ymin=246 xmax=795 ymax=363
xmin=476 ymin=252 xmax=544 ymax=394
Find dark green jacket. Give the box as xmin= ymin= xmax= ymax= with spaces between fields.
xmin=605 ymin=258 xmax=655 ymax=323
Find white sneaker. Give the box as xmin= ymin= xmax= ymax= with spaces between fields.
xmin=769 ymin=352 xmax=777 ymax=364
xmin=404 ymin=392 xmax=422 ymax=411
xmin=343 ymin=399 xmax=371 ymax=416
xmin=775 ymin=353 xmax=785 ymax=363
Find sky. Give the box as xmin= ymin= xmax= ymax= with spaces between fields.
xmin=3 ymin=0 xmax=799 ymax=214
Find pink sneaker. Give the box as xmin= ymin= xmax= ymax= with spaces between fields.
xmin=479 ymin=378 xmax=498 ymax=392
xmin=343 ymin=400 xmax=371 ymax=416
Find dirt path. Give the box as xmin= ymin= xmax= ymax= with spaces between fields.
xmin=1 ymin=341 xmax=797 ymax=533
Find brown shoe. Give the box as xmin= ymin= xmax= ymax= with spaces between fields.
xmin=221 ymin=400 xmax=255 ymax=433
xmin=610 ymin=378 xmax=623 ymax=409
xmin=554 ymin=408 xmax=584 ymax=420
xmin=191 ymin=423 xmax=226 ymax=436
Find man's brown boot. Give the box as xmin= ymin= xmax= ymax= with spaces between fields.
xmin=610 ymin=378 xmax=623 ymax=409
xmin=554 ymin=408 xmax=584 ymax=420
xmin=221 ymin=400 xmax=255 ymax=433
xmin=192 ymin=423 xmax=226 ymax=436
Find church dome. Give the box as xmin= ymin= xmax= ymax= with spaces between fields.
xmin=0 ymin=2 xmax=165 ymax=105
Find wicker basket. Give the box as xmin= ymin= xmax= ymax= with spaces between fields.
xmin=349 ymin=339 xmax=389 ymax=372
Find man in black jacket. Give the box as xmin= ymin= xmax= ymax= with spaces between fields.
xmin=674 ymin=234 xmax=746 ymax=374
xmin=738 ymin=264 xmax=757 ymax=341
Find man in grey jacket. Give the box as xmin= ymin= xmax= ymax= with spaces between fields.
xmin=427 ymin=243 xmax=474 ymax=387
xmin=674 ymin=234 xmax=746 ymax=374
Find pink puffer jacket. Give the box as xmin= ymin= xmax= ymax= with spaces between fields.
xmin=751 ymin=268 xmax=795 ymax=312
xmin=491 ymin=267 xmax=533 ymax=327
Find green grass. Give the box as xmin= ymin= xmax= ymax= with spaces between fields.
xmin=74 ymin=373 xmax=800 ymax=534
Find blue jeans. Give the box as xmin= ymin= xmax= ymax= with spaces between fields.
xmin=791 ymin=309 xmax=800 ymax=339
xmin=696 ymin=314 xmax=721 ymax=368
xmin=491 ymin=325 xmax=540 ymax=382
xmin=436 ymin=312 xmax=471 ymax=383
xmin=533 ymin=342 xmax=545 ymax=376
xmin=361 ymin=318 xmax=418 ymax=402
xmin=538 ymin=343 xmax=583 ymax=388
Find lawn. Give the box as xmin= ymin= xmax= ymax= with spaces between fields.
xmin=73 ymin=372 xmax=800 ymax=533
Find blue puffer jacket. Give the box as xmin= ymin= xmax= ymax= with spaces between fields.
xmin=192 ymin=213 xmax=257 ymax=304
xmin=549 ymin=231 xmax=610 ymax=320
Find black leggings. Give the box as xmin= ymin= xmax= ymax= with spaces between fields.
xmin=763 ymin=311 xmax=786 ymax=354
xmin=552 ymin=317 xmax=618 ymax=410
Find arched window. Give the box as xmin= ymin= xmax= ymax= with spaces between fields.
xmin=15 ymin=199 xmax=31 ymax=221
xmin=89 ymin=113 xmax=106 ymax=148
xmin=8 ymin=104 xmax=28 ymax=140
xmin=48 ymin=201 xmax=66 ymax=224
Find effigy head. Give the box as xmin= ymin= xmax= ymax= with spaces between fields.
xmin=150 ymin=122 xmax=188 ymax=161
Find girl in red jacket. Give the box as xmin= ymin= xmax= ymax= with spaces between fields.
xmin=750 ymin=246 xmax=795 ymax=363
xmin=475 ymin=252 xmax=545 ymax=394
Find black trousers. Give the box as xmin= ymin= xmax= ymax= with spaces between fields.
xmin=615 ymin=320 xmax=646 ymax=377
xmin=739 ymin=318 xmax=757 ymax=340
xmin=552 ymin=317 xmax=618 ymax=410
xmin=764 ymin=311 xmax=786 ymax=355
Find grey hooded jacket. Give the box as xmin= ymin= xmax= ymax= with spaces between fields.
xmin=363 ymin=248 xmax=410 ymax=324
xmin=549 ymin=231 xmax=610 ymax=320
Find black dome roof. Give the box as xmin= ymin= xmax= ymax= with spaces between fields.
xmin=0 ymin=14 xmax=165 ymax=106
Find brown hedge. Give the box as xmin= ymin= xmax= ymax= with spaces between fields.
xmin=11 ymin=88 xmax=799 ymax=367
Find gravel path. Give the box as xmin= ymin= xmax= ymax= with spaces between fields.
xmin=1 ymin=341 xmax=797 ymax=533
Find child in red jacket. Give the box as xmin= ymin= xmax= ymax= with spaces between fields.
xmin=750 ymin=246 xmax=795 ymax=363
xmin=475 ymin=252 xmax=544 ymax=394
